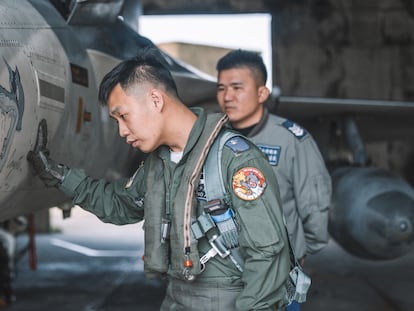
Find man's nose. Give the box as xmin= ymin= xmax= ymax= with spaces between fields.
xmin=223 ymin=88 xmax=233 ymax=101
xmin=118 ymin=122 xmax=129 ymax=137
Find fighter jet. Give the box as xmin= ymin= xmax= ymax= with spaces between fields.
xmin=0 ymin=0 xmax=216 ymax=303
xmin=0 ymin=0 xmax=217 ymax=221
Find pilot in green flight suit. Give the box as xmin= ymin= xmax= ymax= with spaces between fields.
xmin=27 ymin=48 xmax=291 ymax=311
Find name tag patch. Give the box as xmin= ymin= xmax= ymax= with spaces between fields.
xmin=257 ymin=144 xmax=281 ymax=166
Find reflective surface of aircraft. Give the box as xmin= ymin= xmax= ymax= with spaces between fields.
xmin=0 ymin=0 xmax=216 ymax=302
xmin=0 ymin=0 xmax=216 ymax=220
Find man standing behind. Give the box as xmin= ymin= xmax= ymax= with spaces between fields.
xmin=216 ymin=49 xmax=332 ymax=310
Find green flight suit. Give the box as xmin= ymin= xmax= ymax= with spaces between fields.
xmin=58 ymin=108 xmax=290 ymax=311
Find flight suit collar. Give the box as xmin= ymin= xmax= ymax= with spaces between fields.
xmin=248 ymin=108 xmax=269 ymax=137
xmin=183 ymin=107 xmax=206 ymax=155
xmin=158 ymin=107 xmax=207 ymax=162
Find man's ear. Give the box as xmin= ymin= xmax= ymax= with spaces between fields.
xmin=258 ymin=86 xmax=270 ymax=104
xmin=150 ymin=89 xmax=164 ymax=112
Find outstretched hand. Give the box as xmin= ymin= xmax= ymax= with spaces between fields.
xmin=26 ymin=119 xmax=67 ymax=188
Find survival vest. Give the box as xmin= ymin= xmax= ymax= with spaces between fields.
xmin=143 ymin=112 xmax=230 ymax=281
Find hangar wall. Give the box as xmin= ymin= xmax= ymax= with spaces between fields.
xmin=142 ymin=0 xmax=414 ymax=101
xmin=271 ymin=1 xmax=414 ymax=101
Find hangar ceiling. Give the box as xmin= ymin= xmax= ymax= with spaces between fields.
xmin=141 ymin=0 xmax=276 ymax=15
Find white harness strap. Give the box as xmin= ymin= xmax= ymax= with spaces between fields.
xmin=182 ymin=115 xmax=229 ymax=253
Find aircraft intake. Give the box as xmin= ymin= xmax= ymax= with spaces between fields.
xmin=328 ymin=166 xmax=414 ymax=260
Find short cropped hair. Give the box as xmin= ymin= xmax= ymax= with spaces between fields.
xmin=216 ymin=49 xmax=267 ymax=86
xmin=98 ymin=47 xmax=179 ymax=106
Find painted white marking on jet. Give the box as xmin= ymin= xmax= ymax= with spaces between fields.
xmin=50 ymin=238 xmax=140 ymax=257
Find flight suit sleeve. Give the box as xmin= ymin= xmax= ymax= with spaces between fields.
xmin=292 ymin=135 xmax=332 ymax=255
xmin=58 ymin=166 xmax=146 ymax=225
xmin=222 ymin=145 xmax=290 ymax=311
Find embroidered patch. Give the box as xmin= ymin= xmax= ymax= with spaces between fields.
xmin=232 ymin=167 xmax=267 ymax=201
xmin=282 ymin=120 xmax=307 ymax=139
xmin=225 ymin=136 xmax=250 ymax=153
xmin=257 ymin=144 xmax=281 ymax=166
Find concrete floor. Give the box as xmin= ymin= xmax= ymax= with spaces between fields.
xmin=6 ymin=206 xmax=414 ymax=310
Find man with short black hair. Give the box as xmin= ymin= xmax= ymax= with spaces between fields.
xmin=28 ymin=48 xmax=291 ymax=310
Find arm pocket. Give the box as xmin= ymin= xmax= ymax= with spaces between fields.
xmin=236 ymin=201 xmax=285 ymax=256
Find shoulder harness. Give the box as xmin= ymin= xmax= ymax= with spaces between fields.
xmin=191 ymin=131 xmax=246 ymax=273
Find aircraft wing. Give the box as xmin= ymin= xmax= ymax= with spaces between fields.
xmin=66 ymin=0 xmax=124 ymax=25
xmin=277 ymin=96 xmax=414 ymax=119
xmin=273 ymin=94 xmax=414 ymax=260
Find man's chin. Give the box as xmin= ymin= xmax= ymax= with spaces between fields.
xmin=226 ymin=117 xmax=243 ymax=128
xmin=132 ymin=142 xmax=146 ymax=152
xmin=135 ymin=144 xmax=156 ymax=154
xmin=224 ymin=113 xmax=239 ymax=123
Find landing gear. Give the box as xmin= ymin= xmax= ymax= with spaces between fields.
xmin=0 ymin=228 xmax=15 ymax=307
xmin=0 ymin=216 xmax=35 ymax=308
